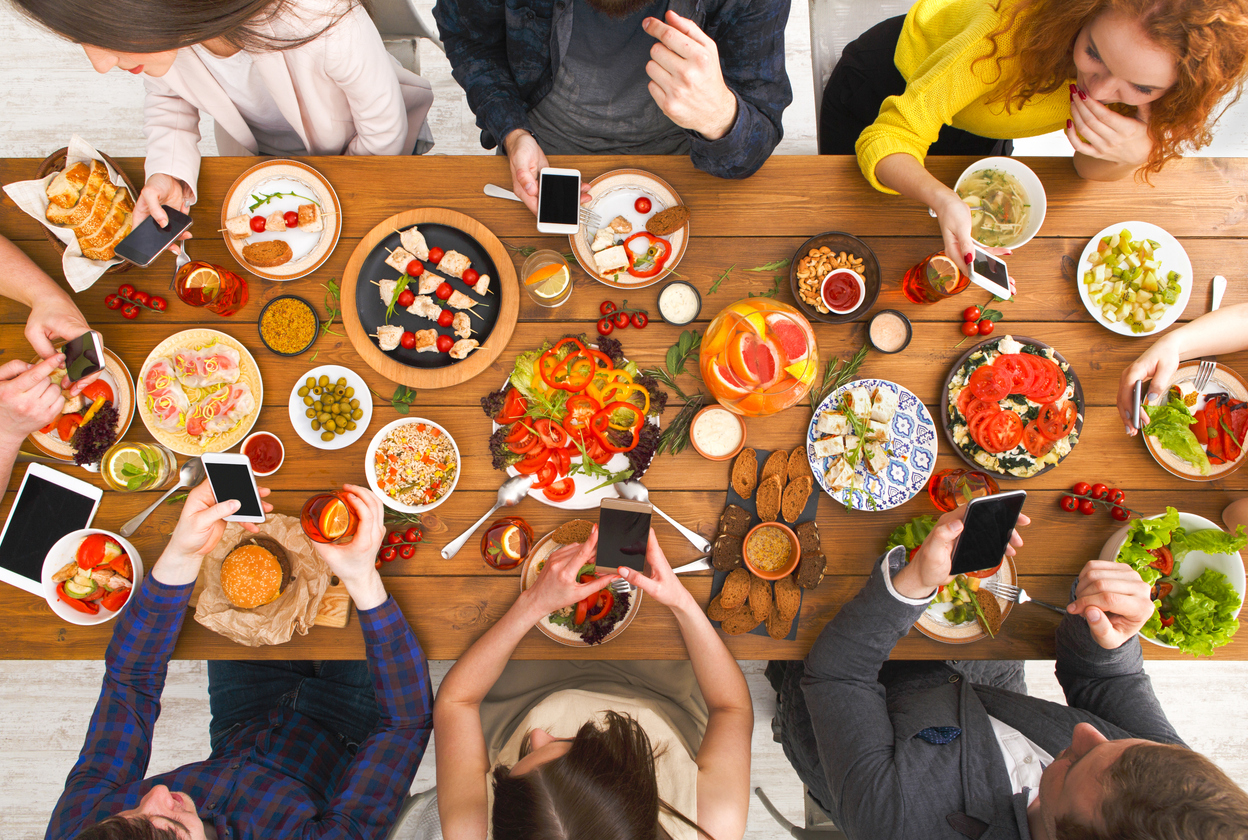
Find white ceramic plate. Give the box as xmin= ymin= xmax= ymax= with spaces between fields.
xmin=365 ymin=417 xmax=460 ymax=513
xmin=1142 ymin=361 xmax=1248 ymax=481
xmin=1075 ymin=221 xmax=1192 ymax=337
xmin=41 ymin=529 xmax=144 ymax=626
xmin=287 ymin=364 xmax=373 ymax=451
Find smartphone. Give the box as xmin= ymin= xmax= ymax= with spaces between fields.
xmin=61 ymin=330 xmax=105 ymax=382
xmin=949 ymin=489 xmax=1027 ymax=576
xmin=114 ymin=205 xmax=194 ymax=267
xmin=0 ymin=464 xmax=102 ymax=596
xmin=596 ymin=497 xmax=652 ymax=572
xmin=1133 ymin=379 xmax=1143 ymax=431
xmin=201 ymin=453 xmax=265 ymax=523
xmin=968 ymin=248 xmax=1013 ymax=299
xmin=536 ymin=168 xmax=582 ymax=235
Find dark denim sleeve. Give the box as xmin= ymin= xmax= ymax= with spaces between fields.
xmin=693 ymin=0 xmax=792 ymax=179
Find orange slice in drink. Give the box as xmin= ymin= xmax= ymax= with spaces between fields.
xmin=319 ymin=498 xmax=351 ymax=541
xmin=704 ymin=356 xmax=752 ymax=399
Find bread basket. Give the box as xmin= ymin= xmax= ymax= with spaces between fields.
xmin=35 ymin=147 xmax=139 ymax=274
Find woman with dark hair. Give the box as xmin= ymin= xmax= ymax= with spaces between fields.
xmin=821 ymin=0 xmax=1248 ymax=271
xmin=10 ymin=0 xmax=433 ymax=244
xmin=432 ymin=526 xmax=753 ymax=840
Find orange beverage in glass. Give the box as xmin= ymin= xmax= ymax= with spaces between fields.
xmin=927 ymin=469 xmax=999 ymax=512
xmin=901 ymin=252 xmax=969 ymax=304
xmin=175 ymin=261 xmax=249 ymax=317
xmin=301 ymin=493 xmax=359 ymax=544
xmin=699 ymin=298 xmax=819 ymax=417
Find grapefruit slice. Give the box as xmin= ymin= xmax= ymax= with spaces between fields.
xmin=728 ymin=331 xmax=781 ymax=388
xmin=704 ymin=357 xmax=752 ymax=399
xmin=766 ymin=313 xmax=811 ymax=365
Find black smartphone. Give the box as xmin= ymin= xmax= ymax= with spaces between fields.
xmin=596 ymin=497 xmax=652 ymax=572
xmin=62 ymin=330 xmax=105 ymax=381
xmin=949 ymin=490 xmax=1027 ymax=575
xmin=969 ymin=248 xmax=1012 ymax=299
xmin=201 ymin=453 xmax=265 ymax=523
xmin=536 ymin=167 xmax=582 ymax=234
xmin=114 ymin=205 xmax=194 ymax=266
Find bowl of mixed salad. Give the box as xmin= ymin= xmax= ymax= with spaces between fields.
xmin=1100 ymin=507 xmax=1245 ymax=656
xmin=42 ymin=529 xmax=143 ymax=626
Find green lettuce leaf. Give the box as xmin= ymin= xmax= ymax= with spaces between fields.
xmin=1114 ymin=507 xmax=1181 ymax=584
xmin=1142 ymin=393 xmax=1210 ymax=475
xmin=1145 ymin=568 xmax=1242 ymax=657
xmin=1171 ymin=525 xmax=1248 ymax=565
xmin=885 ymin=516 xmax=937 ymax=553
xmin=508 ymin=342 xmax=552 ymax=400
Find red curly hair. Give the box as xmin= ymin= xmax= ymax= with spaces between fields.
xmin=982 ymin=0 xmax=1248 ymax=177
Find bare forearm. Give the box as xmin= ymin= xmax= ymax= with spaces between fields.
xmin=1154 ymin=303 xmax=1248 ymax=359
xmin=1073 ymin=152 xmax=1135 ymax=181
xmin=875 ymin=153 xmax=958 ymax=210
xmin=0 ymin=235 xmax=66 ymax=310
xmin=438 ymin=590 xmax=545 ymax=707
xmin=671 ymin=599 xmax=751 ymax=714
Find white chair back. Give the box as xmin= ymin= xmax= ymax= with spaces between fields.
xmin=808 ymin=0 xmax=916 ymax=123
xmin=369 ymin=0 xmax=444 ymax=50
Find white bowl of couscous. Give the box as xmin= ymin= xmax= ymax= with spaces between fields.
xmin=365 ymin=417 xmax=460 ymax=513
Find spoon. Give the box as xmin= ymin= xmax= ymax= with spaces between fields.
xmin=441 ymin=474 xmax=535 ymax=559
xmin=120 ymin=457 xmax=205 ymax=538
xmin=613 ymin=480 xmax=712 ymax=553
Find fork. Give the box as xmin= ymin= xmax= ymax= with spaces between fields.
xmin=169 ymin=241 xmax=192 ymax=290
xmin=1193 ymin=274 xmax=1227 ymax=390
xmin=482 ymin=183 xmax=601 ymax=229
xmin=982 ymin=580 xmax=1067 ymax=615
xmin=608 ymin=556 xmax=712 ymax=593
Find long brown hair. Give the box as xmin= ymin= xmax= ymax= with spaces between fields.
xmin=9 ymin=0 xmax=366 ymax=53
xmin=491 ymin=711 xmax=715 ymax=840
xmin=980 ymin=0 xmax=1248 ymax=178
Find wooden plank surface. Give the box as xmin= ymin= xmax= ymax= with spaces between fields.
xmin=2 ymin=154 xmax=1247 ymax=660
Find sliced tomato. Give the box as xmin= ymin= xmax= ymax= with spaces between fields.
xmin=495 ymin=388 xmax=529 ymax=424
xmin=1022 ymin=421 xmax=1055 ymax=458
xmin=543 ymin=477 xmax=576 ymax=503
xmin=982 ymin=410 xmax=1023 ymax=453
xmin=1147 ymin=546 xmax=1174 ymax=577
xmin=584 ymin=436 xmax=612 ymax=465
xmin=956 ymin=387 xmax=977 ymax=418
xmin=532 ymin=461 xmax=558 ymax=490
xmin=965 ymin=560 xmax=1003 ymax=579
xmin=533 ymin=418 xmax=570 ymax=449
xmin=994 ymin=355 xmax=1032 ymax=395
xmin=504 ymin=422 xmax=531 ymax=444
xmin=515 ymin=447 xmax=550 ymax=475
xmin=1192 ymin=406 xmax=1209 ymax=445
xmin=1025 ymin=358 xmax=1067 ymax=403
xmin=39 ymin=419 xmax=57 ymax=434
xmin=554 ymin=447 xmax=572 ymax=476
xmin=100 ymin=588 xmax=130 ymax=612
xmin=1037 ymin=401 xmax=1077 ymax=440
xmin=575 ymin=597 xmax=589 ymax=625
xmin=968 ymin=410 xmax=998 ymax=449
xmin=107 ymin=553 xmax=133 ymax=580
xmin=969 ymin=365 xmax=1010 ymax=401
xmin=964 ymin=398 xmax=1001 ymax=423
xmin=509 ymin=429 xmax=540 ymax=454
xmin=81 ymin=381 xmax=115 ymax=404
xmin=57 ymin=413 xmax=84 ymax=442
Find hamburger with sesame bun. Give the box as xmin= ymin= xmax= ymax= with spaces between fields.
xmin=220 ymin=537 xmax=291 ymax=609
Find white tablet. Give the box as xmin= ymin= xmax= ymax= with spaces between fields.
xmin=0 ymin=464 xmax=102 ymax=596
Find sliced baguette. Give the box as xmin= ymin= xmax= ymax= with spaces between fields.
xmin=45 ymin=162 xmax=90 ymax=209
xmin=54 ymin=160 xmax=107 ymax=228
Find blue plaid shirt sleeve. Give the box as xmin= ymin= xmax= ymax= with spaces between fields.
xmin=306 ymin=595 xmax=433 ymax=839
xmin=45 ymin=576 xmax=192 ymax=840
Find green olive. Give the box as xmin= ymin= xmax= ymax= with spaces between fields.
xmin=346 ymin=421 xmax=357 ymax=431
xmin=318 ymin=375 xmax=330 ymax=386
xmin=305 ymin=377 xmax=315 ymax=388
xmin=336 ymin=377 xmax=347 ymax=387
xmin=305 ymin=408 xmax=316 ymax=419
xmin=303 ymin=396 xmax=313 ymax=407
xmin=317 ymin=412 xmax=329 ymax=424
xmin=351 ymin=408 xmax=363 ymax=420
xmin=328 ymin=404 xmax=339 ymax=415
xmin=349 ymin=398 xmax=360 ymax=409
xmin=345 ymin=387 xmax=355 ymax=398
xmin=298 ymin=386 xmax=310 ymax=397
xmin=311 ymin=419 xmax=321 ymax=431
xmin=321 ymin=431 xmax=335 ymax=442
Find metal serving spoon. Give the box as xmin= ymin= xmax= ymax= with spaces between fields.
xmin=120 ymin=457 xmax=205 ymax=538
xmin=613 ymin=479 xmax=712 ymax=553
xmin=441 ymin=474 xmax=535 ymax=559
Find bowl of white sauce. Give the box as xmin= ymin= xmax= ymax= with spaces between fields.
xmin=689 ymin=405 xmax=747 ymax=461
xmin=658 ymin=280 xmax=701 ymax=326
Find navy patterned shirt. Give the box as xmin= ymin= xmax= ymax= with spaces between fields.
xmin=432 ymin=0 xmax=792 ymax=179
xmin=45 ymin=576 xmax=432 ymax=840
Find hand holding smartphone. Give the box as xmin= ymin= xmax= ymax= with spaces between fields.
xmin=201 ymin=453 xmax=266 ymax=523
xmin=61 ymin=330 xmax=105 ymax=382
xmin=114 ymin=205 xmax=194 ymax=266
xmin=536 ymin=168 xmax=582 ymax=235
xmin=968 ymin=248 xmax=1014 ymax=300
xmin=596 ymin=498 xmax=652 ymax=572
xmin=949 ymin=490 xmax=1027 ymax=576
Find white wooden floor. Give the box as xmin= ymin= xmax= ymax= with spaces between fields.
xmin=2 ymin=2 xmax=1248 ymax=837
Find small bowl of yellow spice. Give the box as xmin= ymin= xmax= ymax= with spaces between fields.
xmin=258 ymin=295 xmax=319 ymax=356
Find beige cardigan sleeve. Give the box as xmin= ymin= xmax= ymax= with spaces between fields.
xmin=141 ymin=75 xmax=203 ymax=202
xmin=319 ymin=3 xmax=412 ymax=157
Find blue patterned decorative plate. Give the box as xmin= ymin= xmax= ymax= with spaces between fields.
xmin=807 ymin=378 xmax=938 ymax=511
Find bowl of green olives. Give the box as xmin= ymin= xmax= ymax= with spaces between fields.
xmin=287 ymin=364 xmax=374 ymax=450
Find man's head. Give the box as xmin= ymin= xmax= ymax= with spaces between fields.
xmin=73 ymin=785 xmax=208 ymax=840
xmin=1032 ymin=723 xmax=1248 ymax=839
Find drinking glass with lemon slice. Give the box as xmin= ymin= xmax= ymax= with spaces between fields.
xmin=174 ymin=261 xmax=249 ymax=316
xmin=101 ymin=441 xmax=177 ymax=492
xmin=901 ymin=252 xmax=969 ymax=304
xmin=521 ymin=250 xmax=573 ymax=308
xmin=300 ymin=492 xmax=359 ymax=544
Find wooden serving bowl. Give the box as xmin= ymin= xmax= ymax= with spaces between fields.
xmin=742 ymin=522 xmax=800 ymax=581
xmin=35 ymin=147 xmax=139 ymax=274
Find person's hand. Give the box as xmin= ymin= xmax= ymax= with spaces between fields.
xmin=133 ymin=174 xmax=193 ymax=255
xmin=0 ymin=355 xmax=67 ymax=449
xmin=502 ymin=130 xmax=591 ymax=217
xmin=616 ymin=529 xmax=695 ymax=612
xmin=312 ymin=485 xmax=388 ymax=610
xmin=1117 ymin=333 xmax=1181 ymax=435
xmin=891 ymin=505 xmax=1029 ymax=600
xmin=24 ymin=294 xmax=90 ymax=361
xmin=930 ymin=190 xmax=1014 ymax=280
xmin=643 ymin=11 xmax=737 ymax=140
xmin=1067 ymin=560 xmax=1155 ymax=649
xmin=1066 ymin=87 xmax=1153 ymax=168
xmin=156 ymin=480 xmax=273 ymax=584
xmin=523 ymin=525 xmax=617 ymax=619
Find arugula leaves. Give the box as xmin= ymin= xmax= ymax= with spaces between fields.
xmin=708 ymin=264 xmax=735 ymax=295
xmin=248 ymin=190 xmax=320 ymax=212
xmin=321 ymin=278 xmax=342 ymax=337
xmin=384 ymin=275 xmax=412 ymax=324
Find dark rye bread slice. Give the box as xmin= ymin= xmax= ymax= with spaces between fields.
xmin=787 ymin=445 xmax=809 ymax=483
xmin=712 ymin=534 xmax=744 ymax=571
xmin=755 ymin=474 xmax=783 ymax=522
xmin=796 ymin=550 xmax=826 ymax=590
xmin=552 ymin=519 xmax=594 ymax=545
xmin=242 ymin=239 xmax=293 ymax=268
xmin=718 ymin=504 xmax=752 ymax=539
xmin=781 ymin=475 xmax=813 ymax=523
xmin=761 ymin=450 xmax=789 ymax=484
xmin=795 ymin=520 xmax=820 ymax=554
xmin=731 ymin=448 xmax=758 ymax=499
xmin=645 ymin=204 xmax=690 ymax=236
xmin=975 ymin=588 xmax=1003 ymax=637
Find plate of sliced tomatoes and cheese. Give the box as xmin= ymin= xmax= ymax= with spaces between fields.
xmin=942 ymin=335 xmax=1084 ymax=479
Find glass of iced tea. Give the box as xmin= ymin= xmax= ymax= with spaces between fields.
xmin=100 ymin=441 xmax=177 ymax=492
xmin=927 ymin=469 xmax=999 ymax=512
xmin=301 ymin=492 xmax=359 ymax=544
xmin=901 ymin=252 xmax=969 ymax=304
xmin=175 ymin=261 xmax=249 ymax=317
xmin=521 ymin=250 xmax=572 ymax=308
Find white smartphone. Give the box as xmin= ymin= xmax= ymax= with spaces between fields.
xmin=201 ymin=453 xmax=266 ymax=523
xmin=0 ymin=464 xmax=102 ymax=596
xmin=968 ymin=248 xmax=1013 ymax=299
xmin=62 ymin=329 xmax=106 ymax=382
xmin=536 ymin=167 xmax=582 ymax=235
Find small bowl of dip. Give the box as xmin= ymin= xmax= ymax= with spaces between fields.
xmin=241 ymin=431 xmax=284 ymax=477
xmin=658 ymin=280 xmax=701 ymax=326
xmin=743 ymin=522 xmax=800 ymax=580
xmin=867 ymin=309 xmax=913 ymax=354
xmin=820 ymin=268 xmax=866 ymax=314
xmin=689 ymin=405 xmax=747 ymax=461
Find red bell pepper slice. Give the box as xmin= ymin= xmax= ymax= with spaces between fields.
xmin=100 ymin=588 xmax=131 ymax=612
xmin=588 ymin=588 xmax=614 ymax=621
xmin=1208 ymin=402 xmax=1226 ymax=461
xmin=57 ymin=581 xmax=99 ymax=615
xmin=591 ymin=402 xmax=643 ymax=453
xmin=588 ymin=349 xmax=614 ymax=371
xmin=623 ymin=232 xmax=671 ymax=279
xmin=1192 ymin=406 xmax=1209 ymax=445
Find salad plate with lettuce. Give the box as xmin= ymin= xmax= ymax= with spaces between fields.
xmin=1100 ymin=507 xmax=1246 ymax=656
xmin=1140 ymin=364 xmax=1248 ymax=481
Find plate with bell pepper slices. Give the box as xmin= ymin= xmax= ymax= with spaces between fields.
xmin=482 ymin=335 xmax=666 ymax=509
xmin=1141 ymin=361 xmax=1248 ymax=481
xmin=41 ymin=528 xmax=143 ymax=626
xmin=568 ymin=169 xmax=689 ymax=290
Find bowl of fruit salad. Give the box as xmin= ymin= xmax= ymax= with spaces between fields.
xmin=42 ymin=529 xmax=143 ymax=626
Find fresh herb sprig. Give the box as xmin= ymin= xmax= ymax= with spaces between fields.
xmin=249 ymin=190 xmax=321 ymax=212
xmin=165 ymin=492 xmax=189 ymax=506
xmin=523 ymin=388 xmax=569 ymax=423
xmin=808 ymin=344 xmax=869 ymax=412
xmin=321 ymin=278 xmax=342 ymax=336
xmin=506 ymin=243 xmax=575 ymax=262
xmin=708 ymin=264 xmax=735 ymax=295
xmin=569 ymin=436 xmax=634 ymax=490
xmin=709 ymin=259 xmax=791 ymax=295
xmin=384 ymin=275 xmax=411 ymax=323
xmin=390 ymin=385 xmax=418 ymax=414
xmin=747 ymin=258 xmax=791 ymax=272
xmin=643 ymin=330 xmax=708 ymax=456
xmin=119 ymin=449 xmax=164 ymax=491
xmin=748 ymin=275 xmax=784 ymax=298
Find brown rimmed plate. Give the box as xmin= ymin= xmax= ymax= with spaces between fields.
xmin=1142 ymin=361 xmax=1248 ymax=481
xmin=26 ymin=347 xmax=135 ymax=463
xmin=915 ymin=554 xmax=1017 ymax=645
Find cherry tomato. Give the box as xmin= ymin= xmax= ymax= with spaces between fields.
xmin=149 ymin=296 xmax=167 ymax=312
xmin=963 ymin=306 xmax=982 ymax=322
xmin=597 ymin=317 xmax=614 ymax=336
xmin=435 ymin=282 xmax=453 ymax=301
xmin=400 ymin=331 xmax=416 ymax=350
xmin=249 ymin=215 xmax=267 ymax=233
xmin=1111 ymin=505 xmax=1130 ymax=521
xmin=284 ymin=210 xmax=299 ymax=228
xmin=428 ymin=246 xmax=445 ymax=264
xmin=404 ymin=527 xmax=422 ymax=543
xmin=1072 ymin=481 xmax=1091 ymax=495
xmin=600 ymin=301 xmax=617 ymax=316
xmin=397 ymin=289 xmax=415 ymax=308
xmin=634 ymin=197 xmax=652 ymax=214
xmin=977 ymin=319 xmax=995 ymax=335
xmin=399 ymin=543 xmax=416 ymax=560
xmin=82 ymin=381 xmax=115 ymax=403
xmin=960 ymin=321 xmax=979 ymax=336
xmin=406 ymin=259 xmax=424 ymax=277
xmin=122 ymin=304 xmax=140 ymax=320
xmin=117 ymin=284 xmax=135 ymax=299
xmin=611 ymin=311 xmax=630 ymax=329
xmin=631 ymin=311 xmax=649 ymax=329
xmin=436 ymin=334 xmax=454 ymax=353
xmin=1079 ymin=499 xmax=1097 ymax=515
xmin=1059 ymin=495 xmax=1078 ymax=512
xmin=381 ymin=546 xmax=398 ymax=562
xmin=104 ymin=294 xmax=121 ymax=310
xmin=100 ymin=588 xmax=130 ymax=612
xmin=387 ymin=531 xmax=404 ymax=545
xmin=132 ymin=290 xmax=151 ymax=306
xmin=438 ymin=309 xmax=454 ymax=328
xmin=463 ymin=268 xmax=480 ymax=285
xmin=1107 ymin=488 xmax=1126 ymax=504
xmin=375 ymin=558 xmax=383 ymax=569
xmin=1090 ymin=483 xmax=1108 ymax=500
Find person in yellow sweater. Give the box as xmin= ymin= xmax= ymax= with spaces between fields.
xmin=822 ymin=0 xmax=1248 ymax=270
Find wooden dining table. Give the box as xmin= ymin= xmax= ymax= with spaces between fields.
xmin=2 ymin=153 xmax=1248 ymax=661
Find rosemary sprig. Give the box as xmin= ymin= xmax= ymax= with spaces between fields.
xmin=249 ymin=190 xmax=321 ymax=212
xmin=643 ymin=330 xmax=708 ymax=456
xmin=708 ymin=264 xmax=735 ymax=295
xmin=321 ymin=278 xmax=342 ymax=337
xmin=657 ymin=394 xmax=709 ymax=456
xmin=808 ymin=344 xmax=869 ymax=412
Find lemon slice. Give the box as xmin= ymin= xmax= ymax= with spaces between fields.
xmin=182 ymin=266 xmax=221 ymax=299
xmin=107 ymin=448 xmax=147 ymax=487
xmin=319 ymin=498 xmax=351 ymax=541
xmin=926 ymin=255 xmax=962 ymax=292
xmin=527 ymin=264 xmax=570 ymax=299
xmin=500 ymin=525 xmax=524 ymax=561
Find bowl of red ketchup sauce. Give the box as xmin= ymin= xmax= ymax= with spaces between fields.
xmin=242 ymin=432 xmax=285 ymax=477
xmin=821 ymin=269 xmax=866 ymax=314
